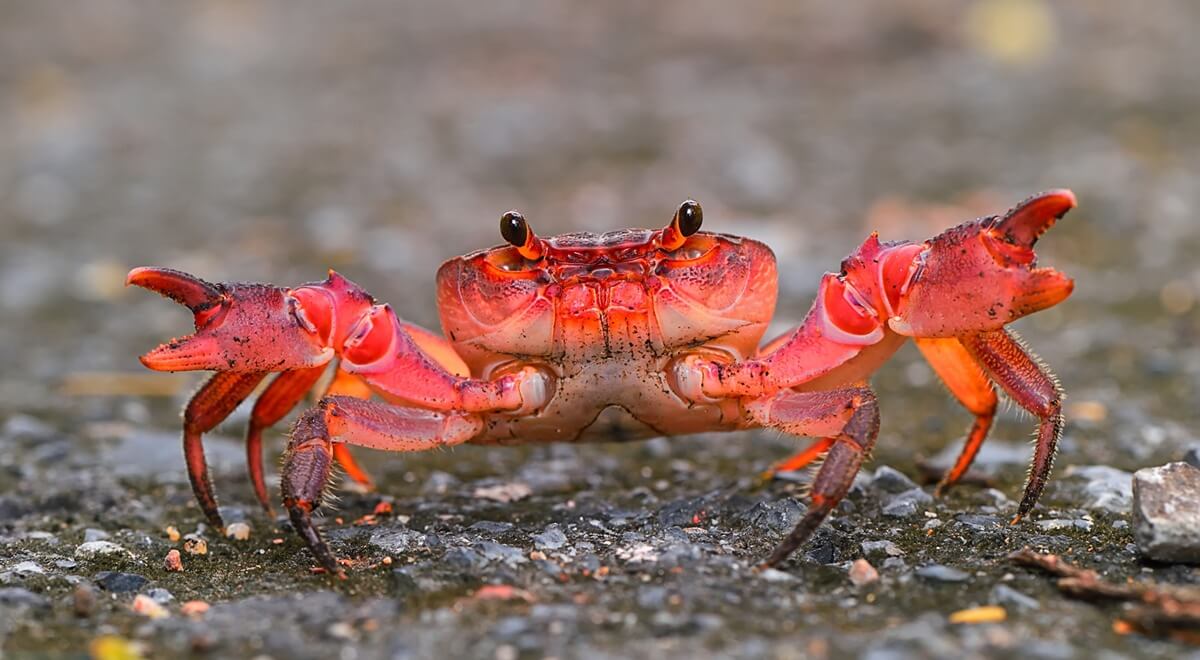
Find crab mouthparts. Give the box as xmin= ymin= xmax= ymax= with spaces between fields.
xmin=995 ymin=189 xmax=1077 ymax=247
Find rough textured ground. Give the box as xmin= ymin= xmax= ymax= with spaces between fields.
xmin=2 ymin=1 xmax=1199 ymax=658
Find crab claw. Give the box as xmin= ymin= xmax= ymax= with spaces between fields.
xmin=888 ymin=190 xmax=1077 ymax=338
xmin=128 ymin=267 xmax=335 ymax=373
xmin=992 ymin=189 xmax=1076 ymax=249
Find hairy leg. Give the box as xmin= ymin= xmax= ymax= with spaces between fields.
xmin=962 ymin=329 xmax=1063 ymax=522
xmin=915 ymin=337 xmax=999 ymax=495
xmin=743 ymin=387 xmax=880 ymax=568
xmin=281 ymin=396 xmax=483 ymax=576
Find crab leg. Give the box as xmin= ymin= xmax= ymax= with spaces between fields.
xmin=914 ymin=337 xmax=998 ymax=495
xmin=282 ymin=396 xmax=484 ymax=576
xmin=183 ymin=370 xmax=267 ymax=530
xmin=322 ymin=367 xmax=377 ymax=491
xmin=962 ymin=329 xmax=1063 ymax=522
xmin=744 ymin=387 xmax=880 ymax=568
xmin=761 ymin=437 xmax=837 ymax=479
xmin=244 ymin=366 xmax=328 ymax=516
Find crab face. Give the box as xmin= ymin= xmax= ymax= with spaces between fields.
xmin=436 ymin=201 xmax=778 ymax=371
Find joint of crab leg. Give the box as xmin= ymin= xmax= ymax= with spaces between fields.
xmin=671 ymin=354 xmax=767 ymax=401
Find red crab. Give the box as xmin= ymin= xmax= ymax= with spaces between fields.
xmin=128 ymin=190 xmax=1076 ymax=577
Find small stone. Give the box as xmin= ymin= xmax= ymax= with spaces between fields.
xmin=915 ymin=564 xmax=970 ymax=583
xmin=145 ymin=588 xmax=174 ymax=604
xmin=131 ymin=593 xmax=169 ymax=619
xmin=533 ymin=525 xmax=568 ymax=551
xmin=224 ymin=522 xmax=251 ymax=541
xmin=73 ymin=583 xmax=96 ymax=617
xmin=469 ymin=520 xmax=514 ymax=534
xmin=83 ymin=529 xmax=110 ymax=543
xmin=163 ymin=549 xmax=183 ymax=572
xmin=1035 ymin=518 xmax=1092 ymax=532
xmin=0 ymin=587 xmax=48 ymax=608
xmin=1183 ymin=445 xmax=1200 ymax=469
xmin=1132 ymin=462 xmax=1200 ymax=563
xmin=848 ymin=559 xmax=880 ymax=586
xmin=860 ymin=540 xmax=904 ymax=559
xmin=55 ymin=559 xmax=77 ymax=570
xmin=871 ymin=466 xmax=919 ymax=494
xmin=758 ymin=568 xmax=795 ymax=583
xmin=882 ymin=488 xmax=933 ymax=517
xmin=956 ymin=514 xmax=1004 ymax=532
xmin=472 ymin=482 xmax=533 ymax=503
xmin=75 ymin=541 xmax=131 ymax=560
xmin=164 ymin=526 xmax=181 ymax=542
xmin=1062 ymin=465 xmax=1133 ymax=514
xmin=181 ymin=600 xmax=210 ymax=617
xmin=7 ymin=561 xmax=45 ymax=577
xmin=95 ymin=571 xmax=150 ymax=593
xmin=182 ymin=535 xmax=208 ymax=556
xmin=990 ymin=584 xmax=1040 ymax=611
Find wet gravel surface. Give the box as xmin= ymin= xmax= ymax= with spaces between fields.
xmin=2 ymin=1 xmax=1200 ymax=658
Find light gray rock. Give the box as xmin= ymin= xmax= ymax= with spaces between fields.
xmin=1132 ymin=462 xmax=1200 ymax=563
xmin=74 ymin=541 xmax=131 ymax=560
xmin=1062 ymin=465 xmax=1133 ymax=513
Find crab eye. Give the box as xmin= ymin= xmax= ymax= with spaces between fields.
xmin=660 ymin=199 xmax=705 ymax=251
xmin=677 ymin=200 xmax=703 ymax=236
xmin=500 ymin=211 xmax=528 ymax=248
xmin=498 ymin=210 xmax=544 ymax=260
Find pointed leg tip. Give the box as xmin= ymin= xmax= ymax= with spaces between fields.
xmin=1009 ymin=513 xmax=1024 ymax=525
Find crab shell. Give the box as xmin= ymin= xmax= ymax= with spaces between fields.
xmin=435 ymin=226 xmax=778 ymax=442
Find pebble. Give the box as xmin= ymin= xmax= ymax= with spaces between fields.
xmin=73 ymin=583 xmax=96 ymax=617
xmin=848 ymin=559 xmax=880 ymax=586
xmin=990 ymin=584 xmax=1040 ymax=611
xmin=1061 ymin=465 xmax=1133 ymax=513
xmin=163 ymin=549 xmax=183 ymax=572
xmin=881 ymin=488 xmax=933 ymax=518
xmin=131 ymin=593 xmax=169 ymax=619
xmin=0 ymin=587 xmax=48 ymax=608
xmin=180 ymin=600 xmax=210 ymax=617
xmin=7 ymin=560 xmax=45 ymax=578
xmin=83 ymin=528 xmax=110 ymax=542
xmin=146 ymin=588 xmax=174 ymax=604
xmin=870 ymin=466 xmax=919 ymax=494
xmin=861 ymin=540 xmax=904 ymax=559
xmin=469 ymin=520 xmax=514 ymax=534
xmin=955 ymin=514 xmax=1004 ymax=532
xmin=758 ymin=568 xmax=795 ymax=583
xmin=915 ymin=564 xmax=970 ymax=583
xmin=224 ymin=522 xmax=251 ymax=541
xmin=95 ymin=571 xmax=151 ymax=593
xmin=75 ymin=541 xmax=131 ymax=560
xmin=1035 ymin=519 xmax=1093 ymax=532
xmin=533 ymin=524 xmax=568 ymax=551
xmin=1184 ymin=444 xmax=1200 ymax=469
xmin=1132 ymin=462 xmax=1200 ymax=563
xmin=183 ymin=535 xmax=208 ymax=556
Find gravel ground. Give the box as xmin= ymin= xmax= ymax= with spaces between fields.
xmin=2 ymin=1 xmax=1200 ymax=658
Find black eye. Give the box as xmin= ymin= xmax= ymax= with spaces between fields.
xmin=677 ymin=200 xmax=702 ymax=236
xmin=500 ymin=211 xmax=528 ymax=247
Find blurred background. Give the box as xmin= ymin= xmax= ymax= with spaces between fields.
xmin=2 ymin=0 xmax=1197 ymax=465
xmin=2 ymin=0 xmax=1199 ymax=657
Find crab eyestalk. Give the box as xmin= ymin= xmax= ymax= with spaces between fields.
xmin=127 ymin=267 xmax=336 ymax=373
xmin=660 ymin=199 xmax=703 ymax=251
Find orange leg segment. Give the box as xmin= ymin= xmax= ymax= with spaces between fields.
xmin=915 ymin=337 xmax=999 ymax=496
xmin=184 ymin=371 xmax=267 ymax=530
xmin=245 ymin=366 xmax=327 ymax=516
xmin=761 ymin=437 xmax=836 ymax=481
